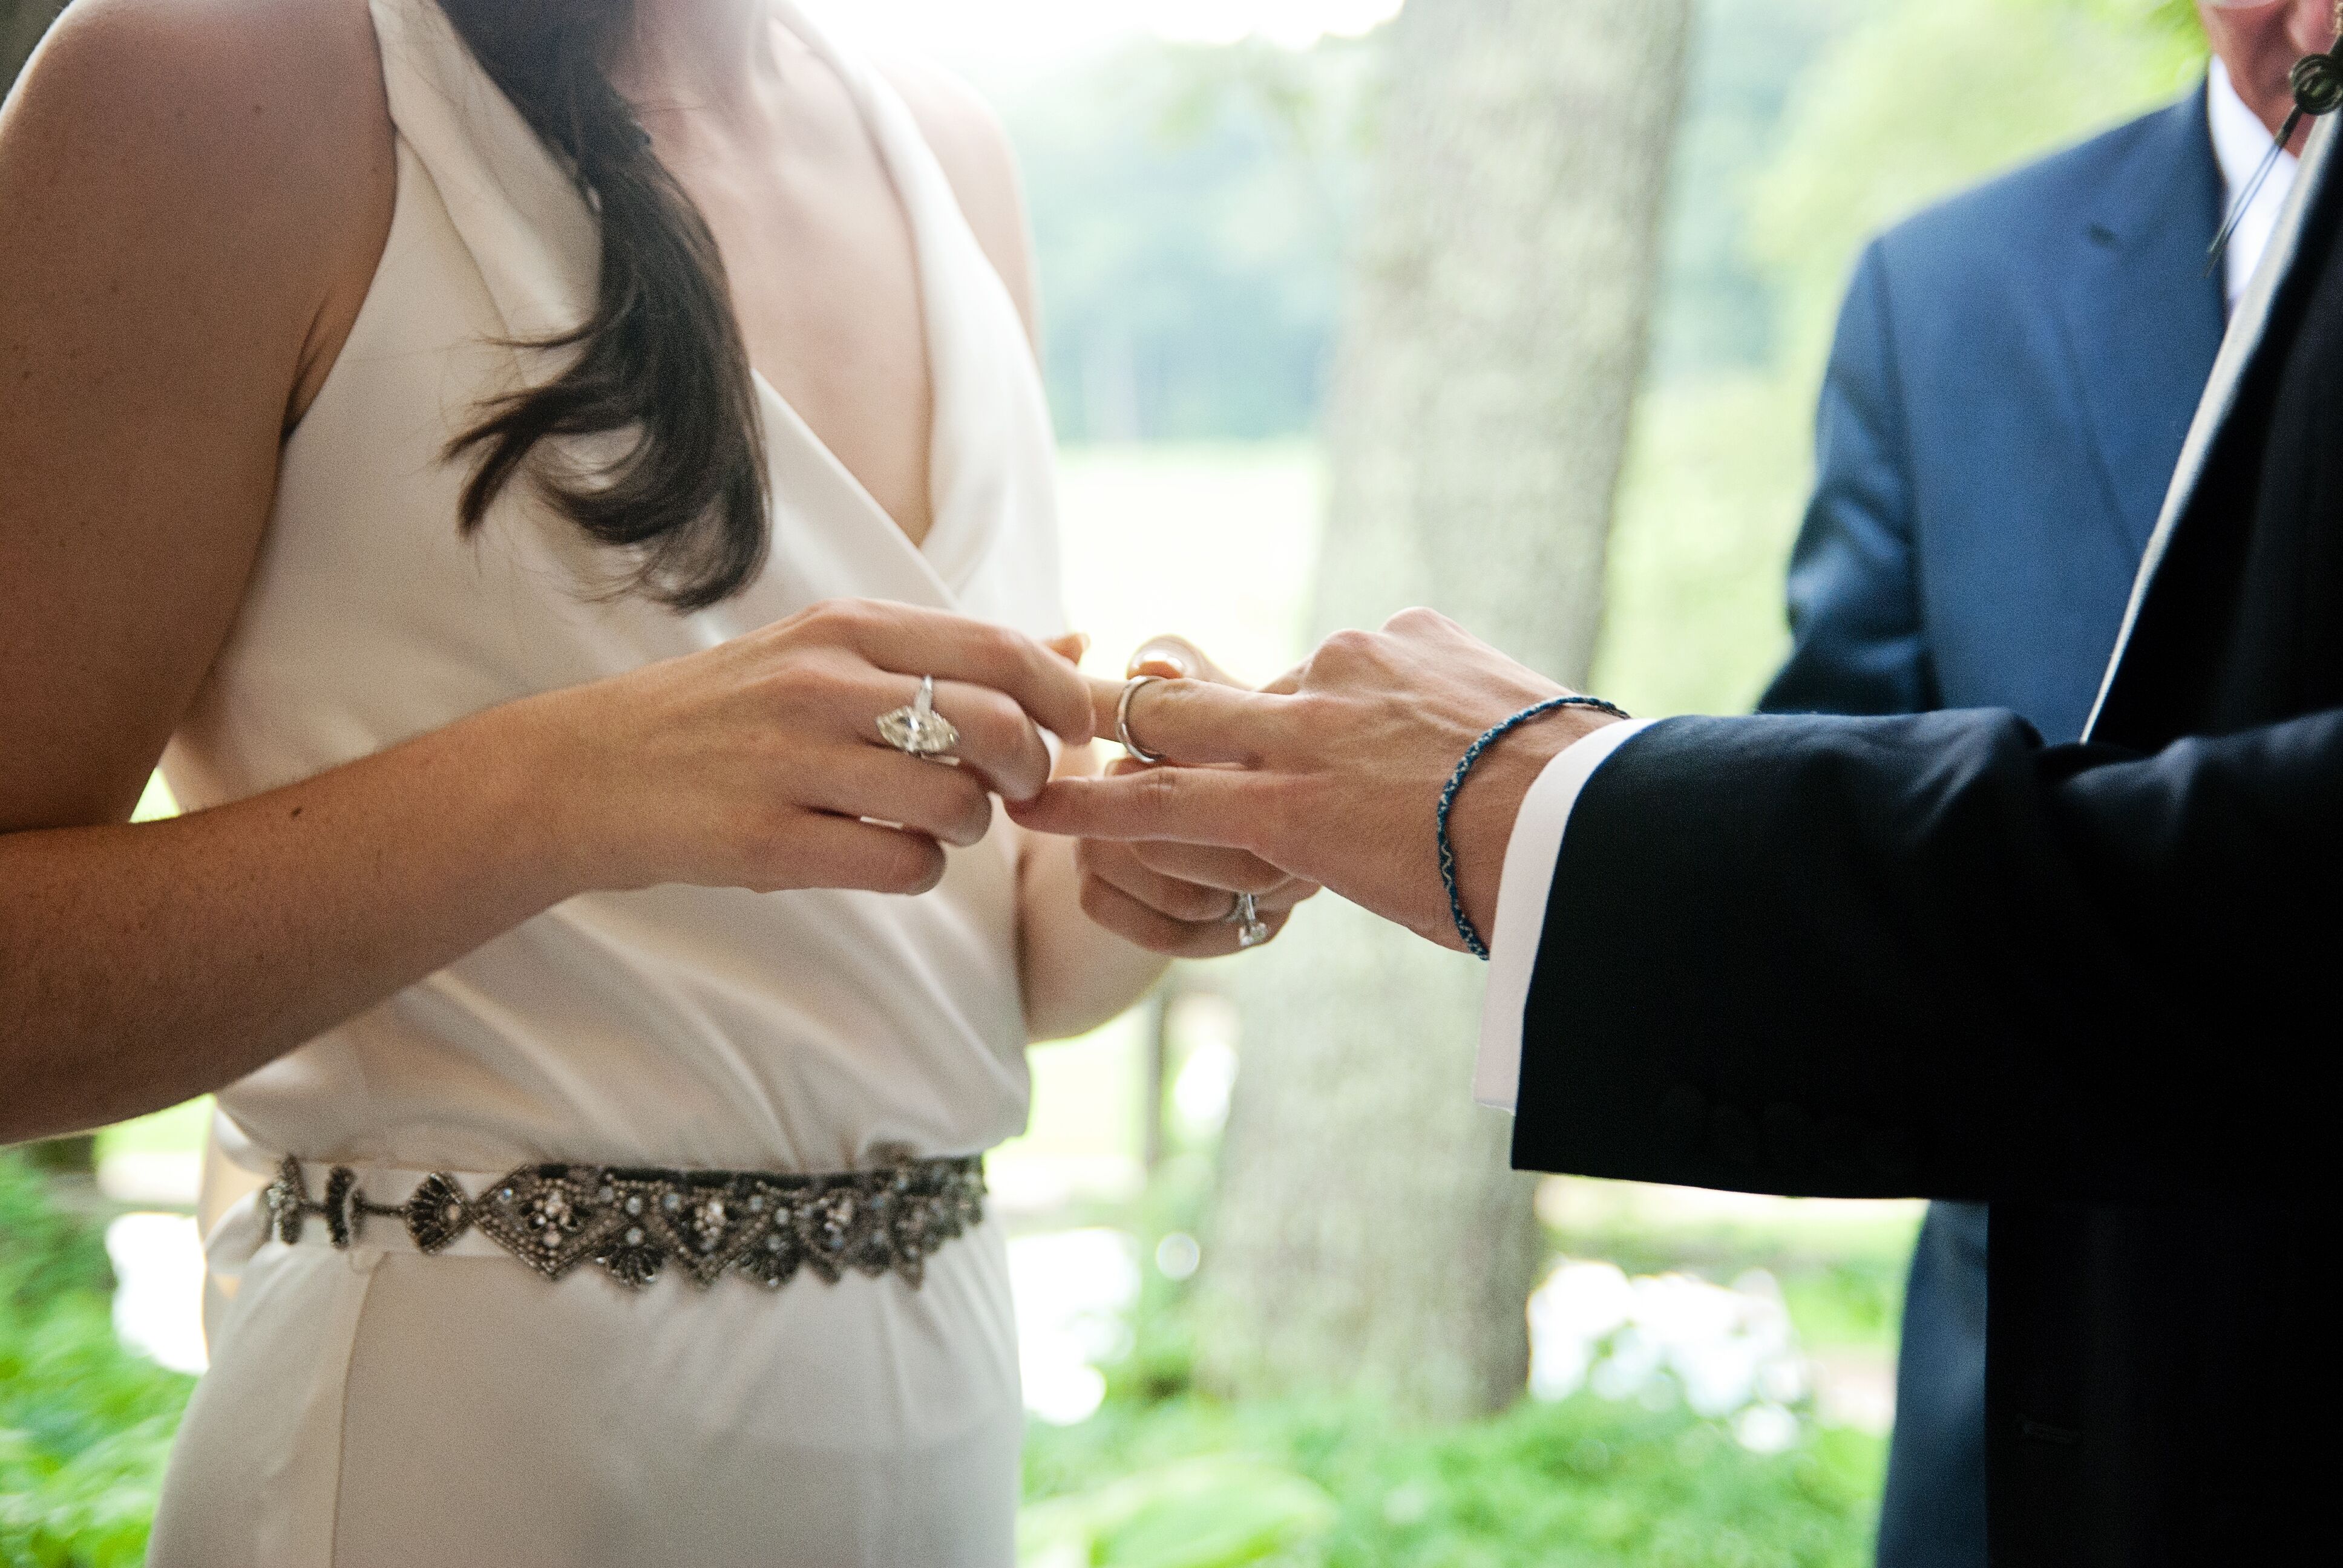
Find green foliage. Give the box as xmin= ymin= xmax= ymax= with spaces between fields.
xmin=1024 ymin=1391 xmax=1885 ymax=1568
xmin=0 ymin=1153 xmax=194 ymax=1568
xmin=1032 ymin=1190 xmax=1889 ymax=1567
xmin=1593 ymin=371 xmax=1812 ymax=718
xmin=1001 ymin=0 xmax=2207 ymax=447
xmin=1648 ymin=0 xmax=1855 ymax=384
xmin=1596 ymin=0 xmax=2208 ymax=719
xmin=1006 ymin=41 xmax=1366 ymax=443
xmin=1746 ymin=0 xmax=2206 ymax=376
xmin=1024 ymin=1455 xmax=1339 ymax=1568
xmin=0 ymin=1157 xmax=113 ymax=1319
xmin=1777 ymin=1260 xmax=1906 ymax=1354
xmin=1098 ymin=1152 xmax=1217 ymax=1408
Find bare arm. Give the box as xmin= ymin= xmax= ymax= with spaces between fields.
xmin=0 ymin=4 xmax=1094 ymax=1140
xmin=0 ymin=0 xmax=392 ymax=835
xmin=0 ymin=0 xmax=421 ymax=1134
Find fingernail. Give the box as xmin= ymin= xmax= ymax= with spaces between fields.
xmin=1127 ymin=636 xmax=1194 ymax=679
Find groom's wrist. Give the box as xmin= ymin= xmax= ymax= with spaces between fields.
xmin=1448 ymin=708 xmax=1621 ymax=941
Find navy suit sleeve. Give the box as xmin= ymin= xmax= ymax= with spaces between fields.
xmin=1510 ymin=708 xmax=2341 ymax=1202
xmin=1760 ymin=242 xmax=1939 ymax=717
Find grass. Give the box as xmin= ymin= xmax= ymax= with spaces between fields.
xmin=1024 ymin=1390 xmax=1887 ymax=1568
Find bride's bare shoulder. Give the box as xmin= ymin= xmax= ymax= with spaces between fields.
xmin=5 ymin=0 xmax=391 ymax=246
xmin=11 ymin=0 xmax=386 ymax=129
xmin=5 ymin=0 xmax=395 ymax=405
xmin=876 ymin=57 xmax=1038 ymax=343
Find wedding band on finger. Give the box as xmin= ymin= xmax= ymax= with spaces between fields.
xmin=1225 ymin=890 xmax=1271 ymax=949
xmin=877 ymin=675 xmax=961 ymax=759
xmin=1116 ymin=676 xmax=1167 ymax=764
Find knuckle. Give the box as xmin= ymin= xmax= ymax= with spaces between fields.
xmin=790 ymin=599 xmax=853 ymax=642
xmin=969 ymin=691 xmax=1036 ymax=758
xmin=818 ymin=598 xmax=878 ymax=635
xmin=1135 ymin=767 xmax=1184 ymax=823
xmin=1292 ymin=691 xmax=1342 ymax=745
xmin=963 ymin=622 xmax=1023 ymax=676
xmin=791 ymin=656 xmax=859 ymax=704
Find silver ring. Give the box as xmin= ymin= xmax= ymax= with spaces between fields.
xmin=1116 ymin=676 xmax=1167 ymax=764
xmin=877 ymin=675 xmax=960 ymax=758
xmin=1227 ymin=891 xmax=1270 ymax=950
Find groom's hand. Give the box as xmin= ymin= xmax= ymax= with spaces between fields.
xmin=1006 ymin=610 xmax=1622 ymax=949
xmin=1057 ymin=635 xmax=1319 ymax=958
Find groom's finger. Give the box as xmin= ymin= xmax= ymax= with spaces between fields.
xmin=1084 ymin=674 xmax=1285 ymax=766
xmin=1007 ymin=766 xmax=1271 ymax=850
xmin=1130 ymin=840 xmax=1294 ymax=897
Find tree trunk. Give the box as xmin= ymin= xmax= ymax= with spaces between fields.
xmin=1193 ymin=0 xmax=1693 ymax=1422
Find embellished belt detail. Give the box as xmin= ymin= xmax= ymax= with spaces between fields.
xmin=263 ymin=1148 xmax=985 ymax=1290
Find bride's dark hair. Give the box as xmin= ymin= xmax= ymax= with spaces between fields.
xmin=434 ymin=0 xmax=769 ymax=613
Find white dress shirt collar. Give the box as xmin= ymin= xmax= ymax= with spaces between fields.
xmin=2209 ymin=55 xmax=2301 ymax=307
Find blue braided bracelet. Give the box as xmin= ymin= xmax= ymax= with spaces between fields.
xmin=1437 ymin=694 xmax=1632 ymax=959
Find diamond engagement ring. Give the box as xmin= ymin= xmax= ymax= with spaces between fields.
xmin=1227 ymin=891 xmax=1271 ymax=950
xmin=1116 ymin=675 xmax=1167 ymax=763
xmin=877 ymin=676 xmax=960 ymax=758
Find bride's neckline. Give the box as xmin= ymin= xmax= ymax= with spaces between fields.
xmin=735 ymin=4 xmax=947 ymax=558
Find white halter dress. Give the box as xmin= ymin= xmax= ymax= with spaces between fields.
xmin=147 ymin=1 xmax=1064 ymax=1562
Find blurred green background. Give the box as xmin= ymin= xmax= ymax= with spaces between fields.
xmin=2 ymin=0 xmax=2209 ymax=1563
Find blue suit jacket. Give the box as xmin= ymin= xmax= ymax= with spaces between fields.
xmin=1758 ymin=91 xmax=2224 ymax=1568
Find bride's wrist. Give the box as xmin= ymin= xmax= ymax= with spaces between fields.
xmin=460 ymin=692 xmax=619 ymax=904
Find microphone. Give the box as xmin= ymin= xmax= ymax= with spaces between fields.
xmin=2208 ymin=48 xmax=2343 ymax=276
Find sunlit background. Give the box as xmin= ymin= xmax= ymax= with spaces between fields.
xmin=837 ymin=0 xmax=1405 ymax=63
xmin=4 ymin=0 xmax=2209 ymax=1562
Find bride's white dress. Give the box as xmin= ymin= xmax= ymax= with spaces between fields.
xmin=146 ymin=1 xmax=1064 ymax=1563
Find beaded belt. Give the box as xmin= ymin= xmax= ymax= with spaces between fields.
xmin=262 ymin=1147 xmax=985 ymax=1291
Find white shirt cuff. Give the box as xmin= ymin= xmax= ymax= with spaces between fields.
xmin=1473 ymin=718 xmax=1656 ymax=1112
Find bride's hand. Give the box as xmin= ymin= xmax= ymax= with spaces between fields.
xmin=536 ymin=599 xmax=1093 ymax=897
xmin=1069 ymin=635 xmax=1320 ymax=957
xmin=1074 ymin=760 xmax=1321 ymax=956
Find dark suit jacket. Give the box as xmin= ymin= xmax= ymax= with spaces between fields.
xmin=1509 ymin=117 xmax=2343 ymax=1566
xmin=1757 ymin=92 xmax=2226 ymax=1568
